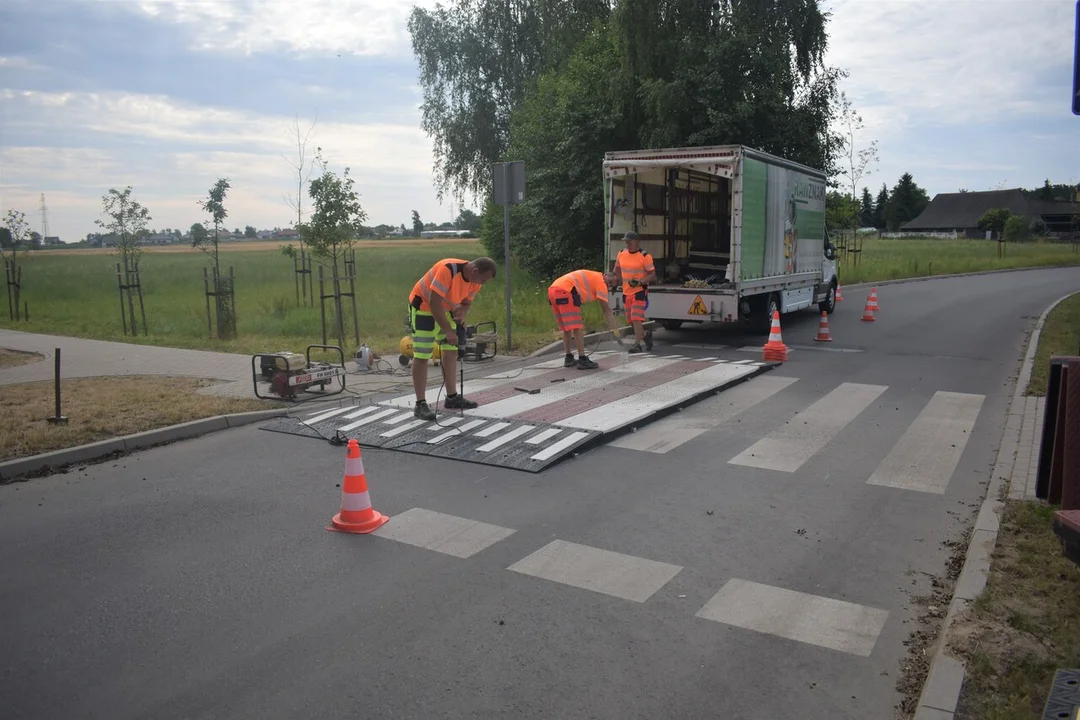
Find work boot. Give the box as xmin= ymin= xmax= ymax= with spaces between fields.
xmin=628 ymin=344 xmax=644 ymax=353
xmin=414 ymin=399 xmax=436 ymax=421
xmin=564 ymin=353 xmax=576 ymax=368
xmin=644 ymin=330 xmax=653 ymax=351
xmin=444 ymin=393 xmax=478 ymax=410
xmin=576 ymin=356 xmax=599 ymax=370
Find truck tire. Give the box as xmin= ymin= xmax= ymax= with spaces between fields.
xmin=661 ymin=320 xmax=684 ymax=331
xmin=819 ymin=281 xmax=837 ymax=314
xmin=754 ymin=293 xmax=780 ymax=334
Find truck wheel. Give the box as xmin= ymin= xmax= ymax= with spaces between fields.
xmin=819 ymin=281 xmax=837 ymax=314
xmin=661 ymin=320 xmax=683 ymax=331
xmin=755 ymin=293 xmax=780 ymax=334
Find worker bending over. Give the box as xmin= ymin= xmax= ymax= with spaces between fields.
xmin=614 ymin=231 xmax=656 ymax=353
xmin=547 ymin=268 xmax=624 ymax=369
xmin=408 ymin=257 xmax=497 ymax=420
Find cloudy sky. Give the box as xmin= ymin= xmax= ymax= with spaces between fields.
xmin=1 ymin=0 xmax=1078 ymax=243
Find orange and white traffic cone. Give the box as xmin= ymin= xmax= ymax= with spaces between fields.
xmin=835 ymin=284 xmax=844 ymax=302
xmin=762 ymin=310 xmax=789 ymax=362
xmin=328 ymin=439 xmax=389 ymax=534
xmin=813 ymin=311 xmax=834 ymax=342
xmin=868 ymin=287 xmax=880 ymax=313
xmin=861 ymin=295 xmax=876 ymax=322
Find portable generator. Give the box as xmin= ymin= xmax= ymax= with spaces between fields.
xmin=251 ymin=345 xmax=347 ymax=401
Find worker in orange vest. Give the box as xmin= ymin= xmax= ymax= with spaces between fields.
xmin=408 ymin=257 xmax=498 ymax=420
xmin=614 ymin=231 xmax=656 ymax=353
xmin=547 ymin=268 xmax=625 ymax=369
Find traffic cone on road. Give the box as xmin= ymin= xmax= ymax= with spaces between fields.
xmin=835 ymin=284 xmax=844 ymax=302
xmin=861 ymin=295 xmax=876 ymax=322
xmin=328 ymin=439 xmax=389 ymax=534
xmin=813 ymin=311 xmax=834 ymax=342
xmin=868 ymin=287 xmax=880 ymax=313
xmin=762 ymin=310 xmax=789 ymax=362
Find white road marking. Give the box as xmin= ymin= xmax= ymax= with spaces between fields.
xmin=380 ymin=419 xmax=429 ymax=438
xmin=427 ymin=419 xmax=487 ymax=444
xmin=337 ymin=407 xmax=400 ymax=432
xmin=305 ymin=407 xmax=352 ymax=424
xmin=695 ymin=578 xmax=889 ymax=657
xmin=557 ymin=362 xmax=759 ymax=432
xmin=529 ymin=431 xmax=590 ymax=461
xmin=475 ymin=357 xmax=683 ymax=419
xmin=340 ymin=406 xmax=382 ymax=420
xmin=609 ymin=375 xmax=799 ymax=453
xmin=524 ymin=428 xmax=563 ymax=445
xmin=474 ymin=421 xmax=511 ymax=438
xmin=381 ymin=411 xmax=417 ymax=425
xmin=728 ymin=382 xmax=888 ymax=472
xmin=476 ymin=425 xmax=536 ymax=452
xmin=507 ymin=540 xmax=682 ymax=603
xmin=372 ymin=508 xmax=515 ymax=558
xmin=866 ymin=391 xmax=985 ymax=494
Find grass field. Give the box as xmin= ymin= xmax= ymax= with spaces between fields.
xmin=1 ymin=236 xmax=1077 ymax=357
xmin=835 ymin=236 xmax=1080 ymax=285
xmin=1025 ymin=291 xmax=1080 ymax=396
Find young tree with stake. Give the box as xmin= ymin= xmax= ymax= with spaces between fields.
xmin=96 ymin=187 xmax=152 ymax=334
xmin=193 ymin=178 xmax=236 ymax=339
xmin=301 ymin=149 xmax=367 ymax=351
xmin=1 ymin=209 xmax=35 ymax=321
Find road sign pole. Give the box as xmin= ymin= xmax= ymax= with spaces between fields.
xmin=502 ymin=163 xmax=512 ymax=351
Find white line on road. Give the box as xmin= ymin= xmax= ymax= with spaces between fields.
xmin=866 ymin=391 xmax=985 ymax=494
xmin=728 ymin=382 xmax=888 ymax=472
xmin=507 ymin=540 xmax=682 ymax=603
xmin=695 ymin=578 xmax=889 ymax=657
xmin=608 ymin=375 xmax=799 ymax=454
xmin=371 ymin=508 xmax=515 ymax=558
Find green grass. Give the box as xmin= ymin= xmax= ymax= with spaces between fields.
xmin=836 ymin=236 xmax=1080 ymax=285
xmin=0 ymin=242 xmax=608 ymax=357
xmin=1026 ymin=291 xmax=1080 ymax=396
xmin=951 ymin=501 xmax=1080 ymax=720
xmin=1 ymin=236 xmax=1076 ymax=358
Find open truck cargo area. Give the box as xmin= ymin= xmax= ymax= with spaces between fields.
xmin=603 ymin=145 xmax=838 ymax=331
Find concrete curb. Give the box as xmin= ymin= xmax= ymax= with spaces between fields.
xmin=528 ymin=320 xmax=661 ymax=358
xmin=912 ymin=289 xmax=1078 ymax=720
xmin=0 ymin=407 xmax=292 ymax=482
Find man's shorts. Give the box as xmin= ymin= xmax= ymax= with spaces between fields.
xmin=409 ymin=303 xmax=458 ymax=361
xmin=548 ymin=286 xmax=584 ymax=332
xmin=623 ymin=289 xmax=648 ymax=324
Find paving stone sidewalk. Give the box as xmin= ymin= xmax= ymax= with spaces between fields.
xmin=0 ymin=329 xmax=524 ymax=400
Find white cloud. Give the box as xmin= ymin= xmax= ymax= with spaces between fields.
xmin=823 ymin=0 xmax=1074 ymax=125
xmin=132 ymin=0 xmax=442 ymax=58
xmin=1 ymin=89 xmax=449 ymax=240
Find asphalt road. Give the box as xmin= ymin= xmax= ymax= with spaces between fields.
xmin=3 ymin=266 xmax=1079 ymax=720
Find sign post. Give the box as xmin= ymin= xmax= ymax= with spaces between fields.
xmin=1074 ymin=0 xmax=1080 ymax=115
xmin=492 ymin=161 xmax=525 ymax=351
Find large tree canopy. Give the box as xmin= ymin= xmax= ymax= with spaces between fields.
xmin=410 ymin=0 xmax=847 ymax=278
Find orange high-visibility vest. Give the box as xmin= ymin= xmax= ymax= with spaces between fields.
xmin=616 ymin=249 xmax=654 ymax=291
xmin=410 ymin=259 xmax=481 ymax=312
xmin=550 ymin=270 xmax=609 ymax=305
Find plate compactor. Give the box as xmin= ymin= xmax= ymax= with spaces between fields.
xmin=251 ymin=344 xmax=347 ymax=401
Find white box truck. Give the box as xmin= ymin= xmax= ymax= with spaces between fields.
xmin=602 ymin=144 xmax=838 ymax=332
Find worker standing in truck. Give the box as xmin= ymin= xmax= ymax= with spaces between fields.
xmin=614 ymin=231 xmax=656 ymax=353
xmin=408 ymin=256 xmax=497 ymax=420
xmin=548 ymin=268 xmax=625 ymax=369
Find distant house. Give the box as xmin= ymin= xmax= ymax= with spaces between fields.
xmin=902 ymin=189 xmax=1080 ymax=238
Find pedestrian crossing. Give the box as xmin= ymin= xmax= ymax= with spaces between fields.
xmin=611 ymin=375 xmax=986 ymax=497
xmin=261 ymin=350 xmax=773 ymax=472
xmin=265 ymin=349 xmax=989 ymax=488
xmin=361 ymin=506 xmax=891 ymax=658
